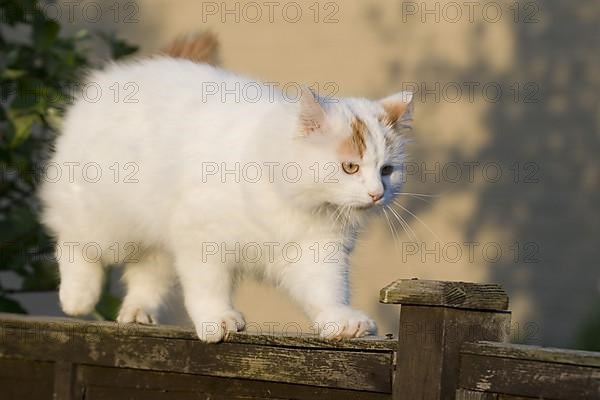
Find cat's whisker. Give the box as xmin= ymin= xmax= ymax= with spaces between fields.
xmin=332 ymin=205 xmax=346 ymax=226
xmin=393 ymin=192 xmax=440 ymax=198
xmin=334 ymin=205 xmax=346 ymax=233
xmin=341 ymin=206 xmax=352 ymax=234
xmin=393 ymin=201 xmax=443 ymax=243
xmin=388 ymin=205 xmax=417 ymax=242
xmin=384 ymin=206 xmax=406 ymax=257
xmin=406 ymin=194 xmax=434 ymax=206
xmin=382 ymin=207 xmax=400 ymax=252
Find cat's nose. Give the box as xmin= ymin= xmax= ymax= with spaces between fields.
xmin=369 ymin=191 xmax=384 ymax=203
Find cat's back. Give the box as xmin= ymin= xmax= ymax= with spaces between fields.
xmin=68 ymin=57 xmax=246 ymax=122
xmin=94 ymin=57 xmax=233 ymax=98
xmin=54 ymin=57 xmax=276 ymax=163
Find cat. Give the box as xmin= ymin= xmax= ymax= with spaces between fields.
xmin=39 ymin=33 xmax=413 ymax=342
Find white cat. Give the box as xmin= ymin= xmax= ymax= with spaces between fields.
xmin=40 ymin=45 xmax=413 ymax=342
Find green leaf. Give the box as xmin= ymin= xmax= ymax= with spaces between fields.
xmin=2 ymin=69 xmax=26 ymax=79
xmin=45 ymin=106 xmax=63 ymax=130
xmin=0 ymin=295 xmax=28 ymax=314
xmin=9 ymin=112 xmax=39 ymax=148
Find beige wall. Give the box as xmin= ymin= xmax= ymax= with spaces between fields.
xmin=49 ymin=0 xmax=600 ymax=347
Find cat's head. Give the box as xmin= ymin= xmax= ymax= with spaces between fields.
xmin=291 ymin=87 xmax=413 ymax=220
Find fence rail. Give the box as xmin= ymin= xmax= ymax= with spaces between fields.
xmin=457 ymin=341 xmax=600 ymax=400
xmin=0 ymin=279 xmax=598 ymax=399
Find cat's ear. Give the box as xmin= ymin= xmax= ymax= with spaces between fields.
xmin=298 ymin=86 xmax=326 ymax=135
xmin=379 ymin=91 xmax=414 ymax=131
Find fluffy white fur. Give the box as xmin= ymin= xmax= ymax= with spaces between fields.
xmin=40 ymin=57 xmax=413 ymax=342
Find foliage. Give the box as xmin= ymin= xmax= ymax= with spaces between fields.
xmin=0 ymin=0 xmax=137 ymax=317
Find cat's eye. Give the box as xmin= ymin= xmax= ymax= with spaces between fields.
xmin=381 ymin=165 xmax=394 ymax=176
xmin=341 ymin=161 xmax=360 ymax=175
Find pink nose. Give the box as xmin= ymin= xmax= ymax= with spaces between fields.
xmin=369 ymin=192 xmax=384 ymax=203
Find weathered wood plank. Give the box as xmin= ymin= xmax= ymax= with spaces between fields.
xmin=440 ymin=309 xmax=511 ymax=399
xmin=76 ymin=365 xmax=392 ymax=400
xmin=229 ymin=330 xmax=397 ymax=351
xmin=456 ymin=389 xmax=498 ymax=399
xmin=455 ymin=390 xmax=537 ymax=400
xmin=0 ymin=313 xmax=396 ymax=351
xmin=53 ymin=360 xmax=74 ymax=400
xmin=0 ymin=325 xmax=393 ymax=392
xmin=0 ymin=358 xmax=55 ymax=400
xmin=393 ymin=306 xmax=511 ymax=400
xmin=462 ymin=341 xmax=600 ymax=368
xmin=394 ymin=306 xmax=445 ymax=399
xmin=380 ymin=279 xmax=509 ymax=311
xmin=459 ymin=353 xmax=600 ymax=400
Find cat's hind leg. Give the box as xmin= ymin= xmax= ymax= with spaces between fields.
xmin=117 ymin=248 xmax=175 ymax=324
xmin=58 ymin=241 xmax=105 ymax=316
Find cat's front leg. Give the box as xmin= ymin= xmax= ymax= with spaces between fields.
xmin=174 ymin=252 xmax=245 ymax=342
xmin=279 ymin=242 xmax=376 ymax=339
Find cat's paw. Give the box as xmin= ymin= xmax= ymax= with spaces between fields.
xmin=117 ymin=306 xmax=156 ymax=325
xmin=192 ymin=309 xmax=246 ymax=343
xmin=314 ymin=307 xmax=377 ymax=339
xmin=59 ymin=281 xmax=101 ymax=316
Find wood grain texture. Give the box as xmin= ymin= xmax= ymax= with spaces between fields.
xmin=462 ymin=341 xmax=600 ymax=368
xmin=53 ymin=361 xmax=74 ymax=400
xmin=393 ymin=306 xmax=446 ymax=399
xmin=457 ymin=343 xmax=600 ymax=400
xmin=459 ymin=352 xmax=600 ymax=400
xmin=456 ymin=389 xmax=498 ymax=399
xmin=392 ymin=305 xmax=511 ymax=400
xmin=458 ymin=341 xmax=600 ymax=400
xmin=76 ymin=365 xmax=392 ymax=400
xmin=0 ymin=313 xmax=396 ymax=351
xmin=439 ymin=309 xmax=511 ymax=399
xmin=380 ymin=279 xmax=509 ymax=311
xmin=456 ymin=390 xmax=538 ymax=400
xmin=0 ymin=314 xmax=394 ymax=393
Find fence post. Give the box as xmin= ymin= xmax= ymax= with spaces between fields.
xmin=380 ymin=279 xmax=511 ymax=400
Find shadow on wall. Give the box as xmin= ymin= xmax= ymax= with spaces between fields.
xmin=366 ymin=0 xmax=600 ymax=348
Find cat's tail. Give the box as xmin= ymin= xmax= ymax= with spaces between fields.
xmin=161 ymin=31 xmax=220 ymax=65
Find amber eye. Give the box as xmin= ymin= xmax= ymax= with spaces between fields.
xmin=381 ymin=165 xmax=394 ymax=176
xmin=341 ymin=161 xmax=360 ymax=175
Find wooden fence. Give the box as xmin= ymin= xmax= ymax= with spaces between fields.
xmin=0 ymin=279 xmax=598 ymax=399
